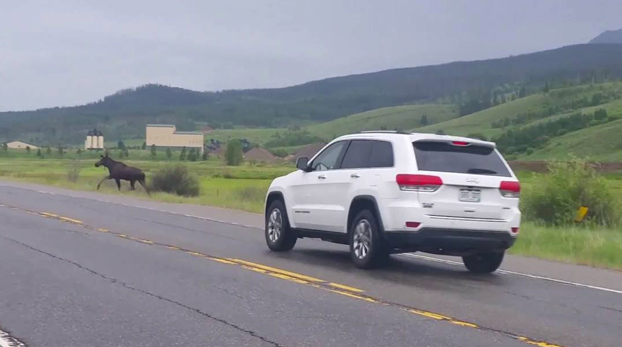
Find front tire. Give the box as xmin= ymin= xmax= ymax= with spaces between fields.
xmin=349 ymin=210 xmax=388 ymax=269
xmin=265 ymin=200 xmax=297 ymax=252
xmin=462 ymin=252 xmax=504 ymax=274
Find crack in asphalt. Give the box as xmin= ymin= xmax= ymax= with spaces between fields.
xmin=0 ymin=235 xmax=283 ymax=347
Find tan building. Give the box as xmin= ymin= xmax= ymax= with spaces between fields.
xmin=6 ymin=141 xmax=38 ymax=150
xmin=85 ymin=129 xmax=104 ymax=150
xmin=146 ymin=124 xmax=204 ymax=153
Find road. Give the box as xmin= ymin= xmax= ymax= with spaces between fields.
xmin=0 ymin=181 xmax=621 ymax=347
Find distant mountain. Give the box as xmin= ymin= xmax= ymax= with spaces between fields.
xmin=4 ymin=44 xmax=622 ymax=145
xmin=589 ymin=28 xmax=622 ymax=44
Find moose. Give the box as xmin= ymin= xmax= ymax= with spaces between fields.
xmin=95 ymin=153 xmax=150 ymax=195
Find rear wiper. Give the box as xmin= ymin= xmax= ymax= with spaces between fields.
xmin=467 ymin=168 xmax=498 ymax=175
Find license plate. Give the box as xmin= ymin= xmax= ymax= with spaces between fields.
xmin=459 ymin=189 xmax=481 ymax=202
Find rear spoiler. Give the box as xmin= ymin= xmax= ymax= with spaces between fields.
xmin=413 ymin=138 xmax=496 ymax=148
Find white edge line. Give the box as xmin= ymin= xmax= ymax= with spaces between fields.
xmin=401 ymin=253 xmax=622 ymax=295
xmin=4 ymin=184 xmax=622 ymax=295
xmin=0 ymin=327 xmax=26 ymax=347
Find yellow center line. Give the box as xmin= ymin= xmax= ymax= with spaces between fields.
xmin=327 ymin=282 xmax=364 ymax=293
xmin=0 ymin=203 xmax=567 ymax=347
xmin=207 ymin=257 xmax=237 ymax=265
xmin=267 ymin=272 xmax=309 ymax=284
xmin=58 ymin=216 xmax=83 ymax=224
xmin=327 ymin=289 xmax=378 ymax=303
xmin=228 ymin=258 xmax=324 ymax=283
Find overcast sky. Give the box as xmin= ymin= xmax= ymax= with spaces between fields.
xmin=1 ymin=0 xmax=621 ymax=112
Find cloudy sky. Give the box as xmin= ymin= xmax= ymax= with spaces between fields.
xmin=1 ymin=0 xmax=621 ymax=111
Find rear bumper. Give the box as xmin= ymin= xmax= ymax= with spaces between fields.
xmin=383 ymin=227 xmax=516 ymax=255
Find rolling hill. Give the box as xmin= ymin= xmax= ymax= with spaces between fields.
xmin=522 ymin=118 xmax=622 ymax=161
xmin=589 ymin=28 xmax=622 ymax=44
xmin=305 ymin=104 xmax=458 ymax=138
xmin=4 ymin=44 xmax=622 ymax=145
xmin=416 ymin=82 xmax=622 ymax=138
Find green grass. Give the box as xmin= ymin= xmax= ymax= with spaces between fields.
xmin=0 ymin=157 xmax=293 ymax=213
xmin=521 ymin=118 xmax=622 ymax=161
xmin=510 ymin=222 xmax=622 ymax=269
xmin=417 ymin=82 xmax=622 ymax=139
xmin=2 ymin=156 xmax=622 ymax=270
xmin=417 ymin=94 xmax=551 ymax=138
xmin=306 ymin=104 xmax=458 ymax=139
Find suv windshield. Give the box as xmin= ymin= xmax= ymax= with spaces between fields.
xmin=413 ymin=141 xmax=511 ymax=177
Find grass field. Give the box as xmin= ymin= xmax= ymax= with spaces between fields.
xmin=1 ymin=155 xmax=621 ymax=270
xmin=520 ymin=118 xmax=622 ymax=161
xmin=305 ymin=104 xmax=458 ymax=139
xmin=417 ymin=82 xmax=622 ymax=139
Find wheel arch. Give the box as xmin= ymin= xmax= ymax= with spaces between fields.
xmin=347 ymin=195 xmax=385 ymax=234
xmin=266 ymin=191 xmax=285 ymax=213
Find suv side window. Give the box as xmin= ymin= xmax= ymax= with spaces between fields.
xmin=341 ymin=140 xmax=372 ymax=169
xmin=310 ymin=141 xmax=347 ymax=171
xmin=370 ymin=141 xmax=394 ymax=168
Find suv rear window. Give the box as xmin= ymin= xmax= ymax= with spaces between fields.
xmin=413 ymin=141 xmax=511 ymax=177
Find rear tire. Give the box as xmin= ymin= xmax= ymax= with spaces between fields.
xmin=349 ymin=210 xmax=388 ymax=269
xmin=462 ymin=252 xmax=504 ymax=274
xmin=265 ymin=200 xmax=297 ymax=252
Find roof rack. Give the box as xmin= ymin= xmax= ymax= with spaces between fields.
xmin=359 ymin=130 xmax=411 ymax=135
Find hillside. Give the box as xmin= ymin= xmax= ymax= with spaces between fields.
xmin=4 ymin=44 xmax=622 ymax=145
xmin=416 ymin=82 xmax=622 ymax=138
xmin=521 ymin=118 xmax=622 ymax=161
xmin=589 ymin=29 xmax=622 ymax=44
xmin=306 ymin=104 xmax=458 ymax=139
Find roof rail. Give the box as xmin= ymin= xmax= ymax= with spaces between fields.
xmin=359 ymin=130 xmax=411 ymax=135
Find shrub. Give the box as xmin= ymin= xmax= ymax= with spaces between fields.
xmin=225 ymin=140 xmax=244 ymax=166
xmin=66 ymin=159 xmax=82 ymax=183
xmin=522 ymin=158 xmax=621 ymax=226
xmin=149 ymin=164 xmax=200 ymax=197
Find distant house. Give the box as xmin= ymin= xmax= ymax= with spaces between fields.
xmin=146 ymin=124 xmax=204 ymax=154
xmin=85 ymin=129 xmax=104 ymax=150
xmin=244 ymin=147 xmax=278 ymax=163
xmin=6 ymin=141 xmax=38 ymax=150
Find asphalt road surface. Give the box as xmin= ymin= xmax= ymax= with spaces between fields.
xmin=1 ymin=181 xmax=621 ymax=347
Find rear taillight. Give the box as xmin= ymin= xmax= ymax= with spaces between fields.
xmin=396 ymin=174 xmax=443 ymax=192
xmin=500 ymin=181 xmax=520 ymax=198
xmin=406 ymin=222 xmax=421 ymax=228
xmin=511 ymin=227 xmax=519 ymax=234
xmin=451 ymin=141 xmax=470 ymax=146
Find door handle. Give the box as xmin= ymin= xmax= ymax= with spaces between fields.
xmin=351 ymin=173 xmax=360 ymax=178
xmin=318 ymin=175 xmax=327 ymax=180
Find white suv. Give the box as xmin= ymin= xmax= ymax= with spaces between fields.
xmin=264 ymin=131 xmax=521 ymax=273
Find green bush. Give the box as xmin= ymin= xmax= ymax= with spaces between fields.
xmin=149 ymin=164 xmax=200 ymax=197
xmin=522 ymin=159 xmax=621 ymax=226
xmin=225 ymin=140 xmax=244 ymax=166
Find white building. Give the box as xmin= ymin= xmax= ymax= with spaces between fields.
xmin=146 ymin=124 xmax=204 ymax=153
xmin=6 ymin=141 xmax=38 ymax=150
xmin=85 ymin=129 xmax=104 ymax=150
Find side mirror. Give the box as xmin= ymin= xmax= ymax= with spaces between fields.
xmin=296 ymin=157 xmax=310 ymax=171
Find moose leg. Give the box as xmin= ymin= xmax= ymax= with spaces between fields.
xmin=96 ymin=176 xmax=110 ymax=190
xmin=138 ymin=179 xmax=150 ymax=196
xmin=115 ymin=178 xmax=121 ymax=191
xmin=130 ymin=180 xmax=136 ymax=190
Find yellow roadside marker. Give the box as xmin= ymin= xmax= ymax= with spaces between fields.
xmin=575 ymin=206 xmax=589 ymax=223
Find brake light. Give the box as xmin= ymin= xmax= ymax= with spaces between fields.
xmin=511 ymin=227 xmax=519 ymax=234
xmin=396 ymin=174 xmax=443 ymax=192
xmin=451 ymin=141 xmax=470 ymax=146
xmin=500 ymin=181 xmax=520 ymax=198
xmin=406 ymin=222 xmax=421 ymax=228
